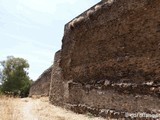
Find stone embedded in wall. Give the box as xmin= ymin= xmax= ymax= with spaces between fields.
xmin=62 ymin=0 xmax=160 ymax=84
xmin=49 ymin=50 xmax=64 ymax=106
xmin=59 ymin=0 xmax=160 ymax=118
xmin=29 ymin=66 xmax=52 ymax=97
xmin=68 ymin=82 xmax=160 ymax=118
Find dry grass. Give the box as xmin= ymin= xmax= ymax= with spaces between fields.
xmin=0 ymin=95 xmax=14 ymax=120
xmin=33 ymin=97 xmax=107 ymax=120
xmin=0 ymin=96 xmax=109 ymax=120
xmin=0 ymin=95 xmax=21 ymax=120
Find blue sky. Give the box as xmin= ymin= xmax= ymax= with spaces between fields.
xmin=0 ymin=0 xmax=100 ymax=80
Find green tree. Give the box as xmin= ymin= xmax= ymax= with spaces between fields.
xmin=0 ymin=56 xmax=31 ymax=97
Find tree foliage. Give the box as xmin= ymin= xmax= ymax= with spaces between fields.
xmin=0 ymin=56 xmax=31 ymax=97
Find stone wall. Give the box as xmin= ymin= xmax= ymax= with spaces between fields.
xmin=29 ymin=66 xmax=52 ymax=97
xmin=41 ymin=0 xmax=160 ymax=119
xmin=49 ymin=50 xmax=65 ymax=106
xmin=62 ymin=0 xmax=160 ymax=84
xmin=58 ymin=0 xmax=160 ymax=119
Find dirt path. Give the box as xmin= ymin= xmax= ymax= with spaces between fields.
xmin=14 ymin=97 xmax=107 ymax=120
xmin=21 ymin=98 xmax=38 ymax=120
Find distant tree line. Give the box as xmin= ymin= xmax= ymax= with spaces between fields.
xmin=0 ymin=56 xmax=32 ymax=97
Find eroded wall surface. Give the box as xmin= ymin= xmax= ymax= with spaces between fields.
xmin=44 ymin=0 xmax=160 ymax=119
xmin=59 ymin=0 xmax=160 ymax=119
xmin=49 ymin=50 xmax=64 ymax=106
xmin=29 ymin=66 xmax=52 ymax=97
